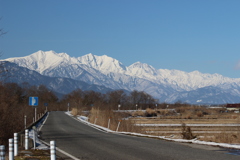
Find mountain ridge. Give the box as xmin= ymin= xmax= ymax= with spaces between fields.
xmin=3 ymin=50 xmax=240 ymax=104
xmin=0 ymin=61 xmax=113 ymax=96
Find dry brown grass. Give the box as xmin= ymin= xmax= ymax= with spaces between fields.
xmin=75 ymin=106 xmax=240 ymax=144
xmin=199 ymin=132 xmax=240 ymax=144
xmin=88 ymin=108 xmax=142 ymax=132
xmin=131 ymin=110 xmax=145 ymax=117
xmin=130 ymin=106 xmax=240 ymax=144
xmin=71 ymin=108 xmax=78 ymax=116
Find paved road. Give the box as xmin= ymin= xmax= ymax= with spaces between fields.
xmin=41 ymin=111 xmax=239 ymax=160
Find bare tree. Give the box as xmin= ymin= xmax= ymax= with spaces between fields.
xmin=0 ymin=17 xmax=6 ymax=37
xmin=0 ymin=17 xmax=7 ymax=75
xmin=0 ymin=28 xmax=5 ymax=37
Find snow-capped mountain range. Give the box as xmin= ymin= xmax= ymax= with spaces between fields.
xmin=2 ymin=50 xmax=240 ymax=104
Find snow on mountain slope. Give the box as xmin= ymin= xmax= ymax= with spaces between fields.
xmin=0 ymin=61 xmax=112 ymax=95
xmin=126 ymin=62 xmax=158 ymax=80
xmin=78 ymin=53 xmax=127 ymax=74
xmin=155 ymin=69 xmax=240 ymax=91
xmin=5 ymin=50 xmax=79 ymax=74
xmin=3 ymin=50 xmax=240 ymax=104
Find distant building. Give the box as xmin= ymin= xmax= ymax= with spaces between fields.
xmin=226 ymin=103 xmax=240 ymax=112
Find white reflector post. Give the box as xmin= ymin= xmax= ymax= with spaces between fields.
xmin=8 ymin=139 xmax=14 ymax=160
xmin=14 ymin=133 xmax=18 ymax=156
xmin=50 ymin=141 xmax=56 ymax=160
xmin=25 ymin=129 xmax=29 ymax=150
xmin=116 ymin=120 xmax=121 ymax=132
xmin=0 ymin=145 xmax=5 ymax=160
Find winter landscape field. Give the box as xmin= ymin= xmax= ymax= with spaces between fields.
xmin=2 ymin=1 xmax=240 ymax=159
xmin=70 ymin=108 xmax=240 ymax=156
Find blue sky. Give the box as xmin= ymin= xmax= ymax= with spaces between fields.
xmin=1 ymin=0 xmax=240 ymax=78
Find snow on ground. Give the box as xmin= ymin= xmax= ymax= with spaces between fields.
xmin=146 ymin=131 xmax=240 ymax=134
xmin=65 ymin=112 xmax=240 ymax=150
xmin=113 ymin=110 xmax=146 ymax=113
xmin=135 ymin=124 xmax=240 ymax=127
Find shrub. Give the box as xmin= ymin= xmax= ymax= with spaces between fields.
xmin=145 ymin=108 xmax=157 ymax=117
xmin=196 ymin=111 xmax=204 ymax=117
xmin=181 ymin=123 xmax=195 ymax=139
xmin=131 ymin=110 xmax=145 ymax=117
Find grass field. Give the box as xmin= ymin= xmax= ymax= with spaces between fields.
xmin=128 ymin=108 xmax=240 ymax=144
xmin=79 ymin=106 xmax=240 ymax=144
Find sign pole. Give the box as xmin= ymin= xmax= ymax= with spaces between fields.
xmin=29 ymin=97 xmax=39 ymax=122
xmin=35 ymin=108 xmax=37 ymax=122
xmin=24 ymin=115 xmax=26 ymax=129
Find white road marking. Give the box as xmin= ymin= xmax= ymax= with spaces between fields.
xmin=40 ymin=140 xmax=80 ymax=160
xmin=39 ymin=112 xmax=81 ymax=160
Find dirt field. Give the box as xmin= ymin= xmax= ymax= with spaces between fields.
xmin=129 ymin=108 xmax=240 ymax=143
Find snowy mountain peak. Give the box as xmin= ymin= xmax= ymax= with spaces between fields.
xmin=58 ymin=52 xmax=70 ymax=58
xmin=78 ymin=53 xmax=126 ymax=73
xmin=4 ymin=50 xmax=240 ymax=104
xmin=127 ymin=61 xmax=158 ymax=78
xmin=5 ymin=50 xmax=78 ymax=73
xmin=129 ymin=61 xmax=154 ymax=69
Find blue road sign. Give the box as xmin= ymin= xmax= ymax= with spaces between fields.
xmin=29 ymin=97 xmax=38 ymax=106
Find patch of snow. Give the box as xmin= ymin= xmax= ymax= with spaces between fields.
xmin=135 ymin=124 xmax=240 ymax=127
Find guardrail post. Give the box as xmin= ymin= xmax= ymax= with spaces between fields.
xmin=25 ymin=129 xmax=29 ymax=150
xmin=94 ymin=117 xmax=98 ymax=124
xmin=108 ymin=117 xmax=111 ymax=129
xmin=0 ymin=145 xmax=5 ymax=160
xmin=14 ymin=133 xmax=18 ymax=156
xmin=50 ymin=141 xmax=56 ymax=160
xmin=9 ymin=139 xmax=14 ymax=160
xmin=116 ymin=120 xmax=121 ymax=132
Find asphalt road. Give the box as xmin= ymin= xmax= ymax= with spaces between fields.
xmin=41 ymin=111 xmax=240 ymax=160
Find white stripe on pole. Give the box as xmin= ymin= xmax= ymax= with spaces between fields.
xmin=116 ymin=121 xmax=121 ymax=132
xmin=14 ymin=133 xmax=18 ymax=156
xmin=25 ymin=129 xmax=29 ymax=150
xmin=8 ymin=139 xmax=14 ymax=160
xmin=0 ymin=145 xmax=5 ymax=160
xmin=50 ymin=141 xmax=56 ymax=160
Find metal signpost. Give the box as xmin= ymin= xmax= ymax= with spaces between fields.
xmin=44 ymin=103 xmax=48 ymax=112
xmin=29 ymin=97 xmax=38 ymax=122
